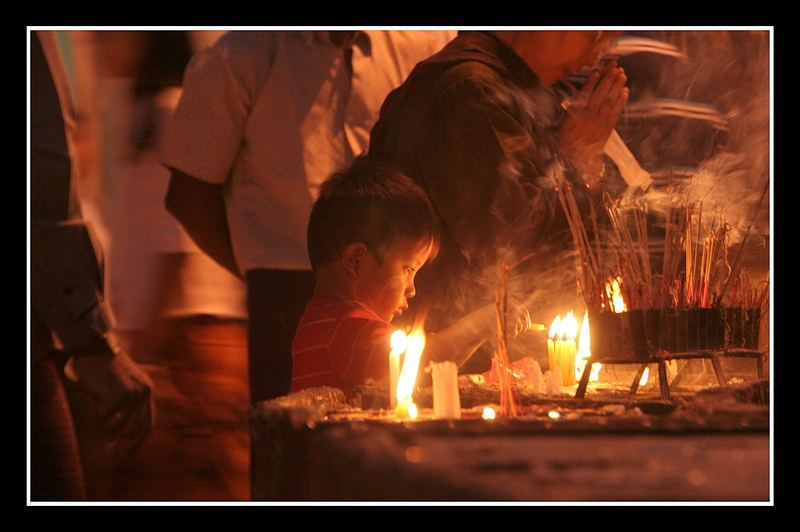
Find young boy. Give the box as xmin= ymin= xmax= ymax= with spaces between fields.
xmin=291 ymin=157 xmax=529 ymax=394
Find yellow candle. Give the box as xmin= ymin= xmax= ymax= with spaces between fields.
xmin=559 ymin=339 xmax=576 ymax=386
xmin=547 ymin=315 xmax=561 ymax=376
xmin=558 ymin=312 xmax=578 ymax=386
xmin=553 ymin=340 xmax=562 ymax=374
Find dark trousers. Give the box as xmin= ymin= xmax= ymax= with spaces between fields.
xmin=31 ymin=356 xmax=86 ymax=501
xmin=246 ymin=269 xmax=315 ymax=403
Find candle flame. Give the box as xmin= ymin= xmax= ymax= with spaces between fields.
xmin=390 ymin=329 xmax=409 ymax=353
xmin=563 ymin=311 xmax=578 ymax=340
xmin=408 ymin=402 xmax=418 ymax=420
xmin=576 ymin=310 xmax=591 ymax=357
xmin=548 ymin=315 xmax=561 ymax=339
xmin=548 ymin=410 xmax=561 ymax=420
xmin=482 ymin=407 xmax=496 ymax=420
xmin=396 ymin=327 xmax=425 ymax=404
xmin=640 ymin=367 xmax=650 ymax=386
xmin=574 ymin=310 xmax=602 ymax=382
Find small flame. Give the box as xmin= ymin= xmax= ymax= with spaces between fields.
xmin=548 ymin=410 xmax=561 ymax=420
xmin=548 ymin=315 xmax=562 ymax=339
xmin=395 ymin=398 xmax=418 ymax=420
xmin=562 ymin=311 xmax=578 ymax=340
xmin=606 ymin=277 xmax=627 ymax=313
xmin=482 ymin=407 xmax=496 ymax=420
xmin=396 ymin=327 xmax=425 ymax=404
xmin=640 ymin=367 xmax=650 ymax=387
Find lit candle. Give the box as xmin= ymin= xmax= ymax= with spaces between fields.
xmin=559 ymin=338 xmax=577 ymax=386
xmin=389 ymin=330 xmax=409 ymax=409
xmin=547 ymin=315 xmax=561 ymax=377
xmin=558 ymin=312 xmax=578 ymax=387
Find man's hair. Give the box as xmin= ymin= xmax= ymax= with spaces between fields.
xmin=308 ymin=157 xmax=439 ymax=270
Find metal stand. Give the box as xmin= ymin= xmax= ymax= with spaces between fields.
xmin=575 ymin=349 xmax=764 ymax=399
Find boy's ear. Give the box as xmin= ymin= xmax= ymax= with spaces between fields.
xmin=341 ymin=242 xmax=368 ymax=277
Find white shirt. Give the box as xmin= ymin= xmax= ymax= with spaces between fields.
xmin=162 ymin=30 xmax=454 ymax=273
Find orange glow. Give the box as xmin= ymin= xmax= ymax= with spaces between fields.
xmin=606 ymin=277 xmax=627 ymax=313
xmin=395 ymin=397 xmax=418 ymax=420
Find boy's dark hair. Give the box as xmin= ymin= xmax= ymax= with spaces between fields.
xmin=308 ymin=157 xmax=439 ymax=270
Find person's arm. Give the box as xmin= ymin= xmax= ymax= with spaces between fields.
xmin=30 ymin=221 xmax=154 ymax=456
xmin=424 ymin=304 xmax=496 ymax=367
xmin=424 ymin=298 xmax=531 ymax=368
xmin=164 ymin=169 xmax=241 ymax=278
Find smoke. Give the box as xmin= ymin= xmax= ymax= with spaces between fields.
xmin=405 ymin=78 xmax=587 ymax=369
xmin=623 ymin=31 xmax=770 ymax=244
xmin=413 ymin=31 xmax=770 ymax=369
xmin=689 ymin=153 xmax=769 ymax=243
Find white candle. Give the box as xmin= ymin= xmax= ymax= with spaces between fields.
xmin=431 ymin=361 xmax=461 ymax=420
xmin=530 ymin=358 xmax=543 ymax=394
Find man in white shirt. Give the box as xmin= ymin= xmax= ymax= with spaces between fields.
xmin=163 ymin=30 xmax=453 ymax=403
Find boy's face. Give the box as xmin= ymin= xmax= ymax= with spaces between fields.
xmin=356 ymin=237 xmax=433 ymax=322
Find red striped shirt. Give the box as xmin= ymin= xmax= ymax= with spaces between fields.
xmin=291 ymin=297 xmax=394 ymax=395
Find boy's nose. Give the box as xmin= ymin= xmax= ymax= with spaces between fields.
xmin=405 ymin=282 xmax=416 ymax=299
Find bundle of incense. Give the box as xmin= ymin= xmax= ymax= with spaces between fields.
xmin=494 ymin=263 xmax=519 ymax=418
xmin=554 ymin=167 xmax=769 ymax=314
xmin=556 ymin=180 xmax=604 ymax=310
